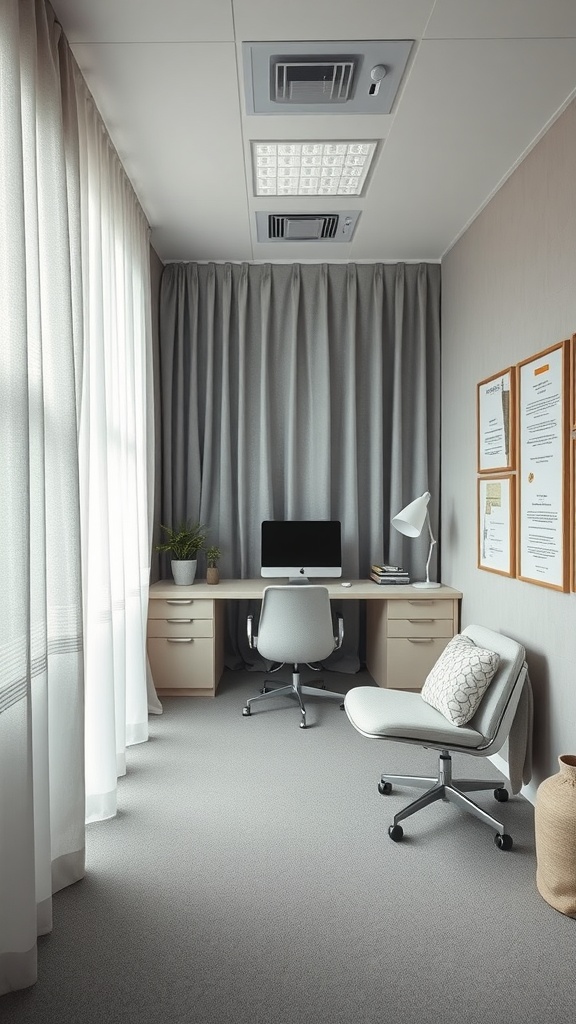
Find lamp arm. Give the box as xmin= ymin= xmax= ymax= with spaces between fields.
xmin=424 ymin=511 xmax=436 ymax=585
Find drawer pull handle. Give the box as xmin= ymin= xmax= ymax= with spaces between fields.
xmin=166 ymin=599 xmax=194 ymax=605
xmin=408 ymin=618 xmax=433 ymax=623
xmin=166 ymin=618 xmax=193 ymax=624
xmin=407 ymin=637 xmax=432 ymax=643
xmin=167 ymin=637 xmax=193 ymax=644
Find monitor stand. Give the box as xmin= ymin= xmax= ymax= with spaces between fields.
xmin=288 ymin=576 xmax=310 ymax=585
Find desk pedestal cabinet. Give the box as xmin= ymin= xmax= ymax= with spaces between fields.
xmin=147 ymin=580 xmax=461 ymax=696
xmin=147 ymin=594 xmax=225 ymax=696
xmin=366 ymin=597 xmax=459 ymax=690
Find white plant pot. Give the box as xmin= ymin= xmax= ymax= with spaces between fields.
xmin=171 ymin=559 xmax=197 ymax=586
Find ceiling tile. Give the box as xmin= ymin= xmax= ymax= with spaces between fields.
xmin=426 ymin=0 xmax=576 ymax=39
xmin=51 ymin=0 xmax=234 ymax=43
xmin=70 ymin=42 xmax=250 ymax=260
xmin=355 ymin=37 xmax=576 ymax=258
xmin=232 ymin=0 xmax=434 ymax=43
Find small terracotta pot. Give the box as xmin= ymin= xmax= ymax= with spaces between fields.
xmin=206 ymin=566 xmax=220 ymax=585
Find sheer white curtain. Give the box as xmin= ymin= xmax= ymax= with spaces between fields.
xmin=0 ymin=0 xmax=155 ymax=993
xmin=0 ymin=0 xmax=84 ymax=993
xmin=73 ymin=67 xmax=158 ymax=822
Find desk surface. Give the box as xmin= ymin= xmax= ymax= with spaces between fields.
xmin=149 ymin=579 xmax=462 ymax=600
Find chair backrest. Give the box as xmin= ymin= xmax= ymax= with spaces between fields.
xmin=255 ymin=585 xmax=336 ymax=665
xmin=461 ymin=624 xmax=526 ymax=749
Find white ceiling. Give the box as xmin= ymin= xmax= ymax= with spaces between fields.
xmin=50 ymin=0 xmax=576 ymax=264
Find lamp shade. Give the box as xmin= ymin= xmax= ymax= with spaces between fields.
xmin=391 ymin=491 xmax=431 ymax=538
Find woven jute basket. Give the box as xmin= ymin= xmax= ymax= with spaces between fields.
xmin=535 ymin=754 xmax=576 ymax=917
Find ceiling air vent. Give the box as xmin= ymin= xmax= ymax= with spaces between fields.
xmin=256 ymin=211 xmax=360 ymax=243
xmin=269 ymin=214 xmax=339 ymax=239
xmin=273 ymin=58 xmax=355 ymax=105
xmin=243 ymin=40 xmax=413 ymax=115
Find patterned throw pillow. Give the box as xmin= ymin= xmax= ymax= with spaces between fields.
xmin=421 ymin=634 xmax=500 ymax=726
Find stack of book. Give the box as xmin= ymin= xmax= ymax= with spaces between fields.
xmin=370 ymin=563 xmax=411 ymax=585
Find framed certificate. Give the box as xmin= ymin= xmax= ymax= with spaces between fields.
xmin=478 ymin=475 xmax=515 ymax=577
xmin=477 ymin=367 xmax=515 ymax=473
xmin=517 ymin=340 xmax=569 ymax=590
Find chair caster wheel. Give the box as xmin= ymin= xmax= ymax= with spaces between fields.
xmin=242 ymin=706 xmax=251 ymax=717
xmin=339 ymin=703 xmax=345 ymax=711
xmin=378 ymin=781 xmax=392 ymax=795
xmin=494 ymin=787 xmax=509 ymax=802
xmin=494 ymin=832 xmax=513 ymax=851
xmin=388 ymin=824 xmax=403 ymax=842
xmin=299 ymin=720 xmax=307 ymax=729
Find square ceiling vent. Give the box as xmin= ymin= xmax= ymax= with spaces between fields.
xmin=255 ymin=211 xmax=360 ymax=243
xmin=243 ymin=40 xmax=413 ymax=115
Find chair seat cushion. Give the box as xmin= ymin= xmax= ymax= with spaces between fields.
xmin=344 ymin=686 xmax=484 ymax=748
xmin=420 ymin=634 xmax=500 ymax=726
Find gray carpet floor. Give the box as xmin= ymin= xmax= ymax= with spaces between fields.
xmin=3 ymin=669 xmax=574 ymax=1023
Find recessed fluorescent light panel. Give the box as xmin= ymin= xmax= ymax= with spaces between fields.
xmin=251 ymin=141 xmax=377 ymax=197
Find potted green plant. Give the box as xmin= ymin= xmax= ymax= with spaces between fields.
xmin=206 ymin=545 xmax=221 ymax=585
xmin=156 ymin=520 xmax=207 ymax=585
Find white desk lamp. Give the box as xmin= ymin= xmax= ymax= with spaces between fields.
xmin=391 ymin=490 xmax=441 ymax=589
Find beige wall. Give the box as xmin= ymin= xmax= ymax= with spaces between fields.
xmin=441 ymin=98 xmax=576 ymax=797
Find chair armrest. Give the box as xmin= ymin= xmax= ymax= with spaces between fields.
xmin=334 ymin=614 xmax=344 ymax=651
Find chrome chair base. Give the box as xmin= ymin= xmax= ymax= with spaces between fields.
xmin=242 ymin=667 xmax=344 ymax=727
xmin=381 ymin=749 xmax=510 ymax=837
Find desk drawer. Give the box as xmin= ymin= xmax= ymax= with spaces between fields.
xmin=147 ymin=637 xmax=214 ymax=690
xmin=148 ymin=598 xmax=213 ymax=620
xmin=147 ymin=618 xmax=213 ymax=639
xmin=387 ymin=636 xmax=451 ymax=689
xmin=387 ymin=599 xmax=453 ymax=620
xmin=387 ymin=618 xmax=453 ymax=639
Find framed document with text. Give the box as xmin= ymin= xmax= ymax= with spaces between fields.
xmin=478 ymin=475 xmax=515 ymax=577
xmin=477 ymin=367 xmax=515 ymax=473
xmin=517 ymin=340 xmax=569 ymax=591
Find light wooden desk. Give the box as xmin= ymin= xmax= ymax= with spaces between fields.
xmin=147 ymin=579 xmax=462 ymax=697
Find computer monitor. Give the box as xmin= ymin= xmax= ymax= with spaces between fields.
xmin=261 ymin=520 xmax=342 ymax=583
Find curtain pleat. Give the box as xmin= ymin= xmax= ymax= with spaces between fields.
xmin=158 ymin=262 xmax=441 ymax=670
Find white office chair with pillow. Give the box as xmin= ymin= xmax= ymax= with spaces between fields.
xmin=242 ymin=585 xmax=344 ymax=728
xmin=345 ymin=624 xmax=532 ymax=849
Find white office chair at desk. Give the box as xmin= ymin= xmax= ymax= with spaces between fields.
xmin=242 ymin=585 xmax=344 ymax=728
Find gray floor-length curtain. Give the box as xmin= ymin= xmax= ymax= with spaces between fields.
xmin=158 ymin=261 xmax=440 ymax=669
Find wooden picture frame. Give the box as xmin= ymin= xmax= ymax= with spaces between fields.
xmin=477 ymin=475 xmax=515 ymax=577
xmin=571 ymin=333 xmax=576 ymax=430
xmin=572 ymin=438 xmax=576 ymax=593
xmin=517 ymin=339 xmax=569 ymax=591
xmin=477 ymin=367 xmax=515 ymax=473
